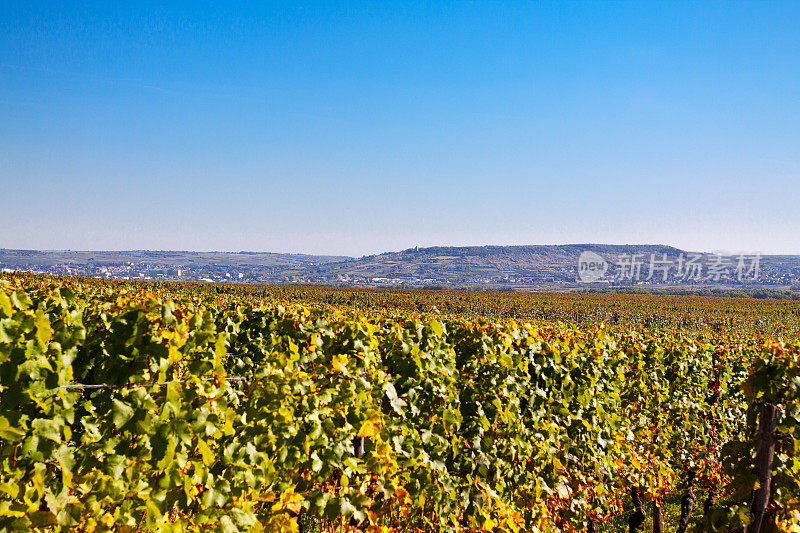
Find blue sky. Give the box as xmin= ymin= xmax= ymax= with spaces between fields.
xmin=2 ymin=1 xmax=799 ymax=256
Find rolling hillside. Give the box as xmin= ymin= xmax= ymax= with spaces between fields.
xmin=2 ymin=245 xmax=798 ymax=291
xmin=299 ymin=244 xmax=686 ymax=284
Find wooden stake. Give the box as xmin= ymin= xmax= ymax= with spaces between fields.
xmin=353 ymin=436 xmax=365 ymax=459
xmin=748 ymin=402 xmax=777 ymax=533
xmin=703 ymin=492 xmax=715 ymax=517
xmin=629 ymin=487 xmax=647 ymax=533
xmin=652 ymin=502 xmax=663 ymax=533
xmin=677 ymin=471 xmax=697 ymax=533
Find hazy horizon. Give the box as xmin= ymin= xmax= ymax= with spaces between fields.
xmin=3 ymin=2 xmax=799 ymax=256
xmin=2 ymin=241 xmax=796 ymax=259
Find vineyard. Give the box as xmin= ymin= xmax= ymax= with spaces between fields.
xmin=1 ymin=273 xmax=799 ymax=532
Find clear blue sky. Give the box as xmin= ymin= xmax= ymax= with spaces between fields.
xmin=2 ymin=1 xmax=799 ymax=256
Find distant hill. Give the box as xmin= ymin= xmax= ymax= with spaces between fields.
xmin=2 ymin=245 xmax=799 ymax=292
xmin=300 ymin=244 xmax=686 ymax=284
xmin=0 ymin=249 xmax=349 ymax=269
xmin=0 ymin=249 xmax=350 ymax=283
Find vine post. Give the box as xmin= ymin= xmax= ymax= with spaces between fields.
xmin=677 ymin=471 xmax=696 ymax=533
xmin=628 ymin=487 xmax=646 ymax=533
xmin=651 ymin=501 xmax=663 ymax=533
xmin=747 ymin=402 xmax=777 ymax=533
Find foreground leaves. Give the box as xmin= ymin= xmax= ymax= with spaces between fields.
xmin=0 ymin=275 xmax=796 ymax=531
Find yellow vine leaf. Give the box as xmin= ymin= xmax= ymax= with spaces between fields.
xmin=332 ymin=353 xmax=349 ymax=373
xmin=272 ymin=488 xmax=304 ymax=514
xmin=263 ymin=514 xmax=298 ymax=533
xmin=358 ymin=412 xmax=383 ymax=438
